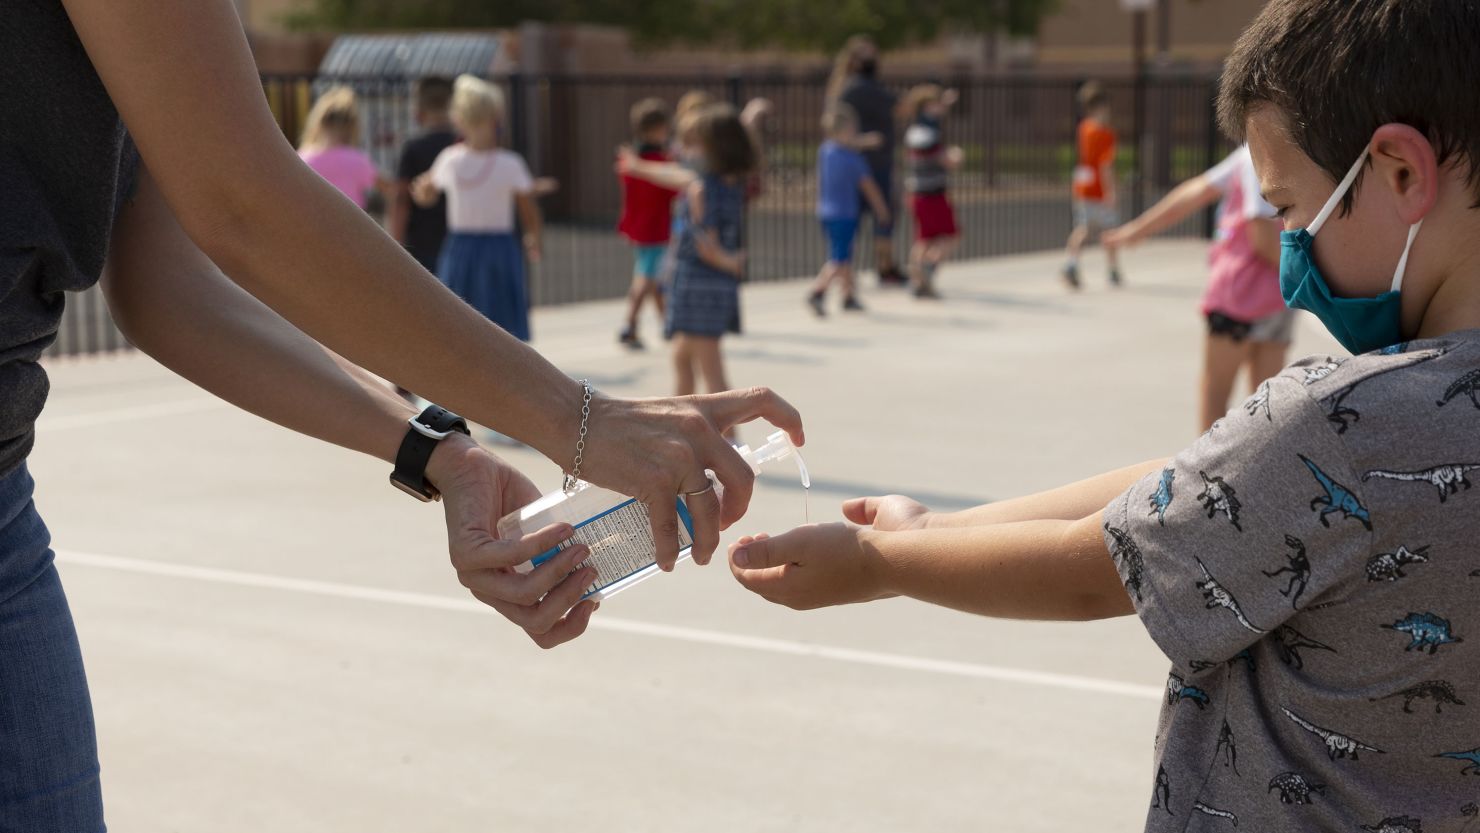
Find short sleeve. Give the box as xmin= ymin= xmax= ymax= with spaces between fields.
xmin=1203 ymin=147 xmax=1246 ymax=192
xmin=505 ymin=152 xmax=534 ymax=194
xmin=429 ymin=147 xmax=454 ymax=189
xmin=357 ymin=152 xmax=379 ymax=193
xmin=1238 ymin=157 xmax=1278 ymax=221
xmin=1102 ymin=370 xmax=1375 ymax=667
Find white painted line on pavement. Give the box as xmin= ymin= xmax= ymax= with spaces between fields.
xmin=36 ymin=398 xmax=229 ymax=433
xmin=55 ymin=548 xmax=1160 ymax=701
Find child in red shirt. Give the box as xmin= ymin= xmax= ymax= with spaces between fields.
xmin=617 ymin=98 xmax=680 ymax=350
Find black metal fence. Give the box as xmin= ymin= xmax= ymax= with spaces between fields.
xmin=52 ymin=70 xmax=1233 ymax=356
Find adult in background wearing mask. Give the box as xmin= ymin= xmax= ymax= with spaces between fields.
xmin=826 ymin=35 xmax=906 ymax=287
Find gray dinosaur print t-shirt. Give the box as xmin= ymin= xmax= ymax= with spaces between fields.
xmin=1104 ymin=333 xmax=1480 ymax=833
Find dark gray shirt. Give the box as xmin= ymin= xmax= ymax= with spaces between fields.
xmin=838 ymin=77 xmax=896 ymax=176
xmin=1 ymin=0 xmax=140 ymax=477
xmin=1104 ymin=337 xmax=1480 ymax=832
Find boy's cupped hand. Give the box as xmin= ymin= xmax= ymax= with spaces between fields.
xmin=842 ymin=494 xmax=933 ymax=532
xmin=729 ymin=522 xmax=897 ymax=610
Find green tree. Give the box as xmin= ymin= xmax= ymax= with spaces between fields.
xmin=284 ymin=0 xmax=1059 ymax=50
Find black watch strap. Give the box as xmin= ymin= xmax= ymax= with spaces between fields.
xmin=389 ymin=405 xmax=470 ymax=502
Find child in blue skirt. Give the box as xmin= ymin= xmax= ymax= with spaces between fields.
xmin=665 ymin=105 xmax=756 ymax=417
xmin=412 ymin=75 xmax=542 ymax=341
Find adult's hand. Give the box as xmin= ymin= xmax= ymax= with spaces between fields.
xmin=427 ymin=435 xmax=598 ymax=649
xmin=580 ymin=388 xmax=804 ymax=572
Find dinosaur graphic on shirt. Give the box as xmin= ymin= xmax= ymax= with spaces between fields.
xmin=1281 ymin=706 xmax=1385 ymax=760
xmin=1244 ymin=379 xmax=1273 ymax=421
xmin=1197 ymin=471 xmax=1243 ymax=531
xmin=1383 ymin=612 xmax=1464 ymax=654
xmin=1262 ymin=534 xmax=1312 ymax=608
xmin=1300 ymin=454 xmax=1373 ymax=530
xmin=1216 ymin=719 xmax=1239 ymax=775
xmin=1152 ymin=764 xmax=1172 ymax=814
xmin=1148 ymin=467 xmax=1175 ymax=526
xmin=1361 ymin=817 xmax=1425 ymax=833
xmin=1303 ymin=359 xmax=1341 ymax=385
xmin=1371 ymin=680 xmax=1464 ymax=714
xmin=1196 ymin=558 xmax=1267 ymax=634
xmin=1268 ymin=771 xmax=1325 ymax=804
xmin=1437 ymin=749 xmax=1480 ymax=775
xmin=1322 ymin=381 xmax=1362 ymax=434
xmin=1193 ymin=801 xmax=1238 ymax=826
xmin=1378 ymin=342 xmax=1410 ymax=355
xmin=1103 ymin=523 xmax=1145 ymax=603
xmin=1273 ymin=625 xmax=1337 ymax=669
xmin=1188 ymin=648 xmax=1255 ymax=674
xmin=1437 ymin=368 xmax=1480 ymax=409
xmin=1366 ymin=545 xmax=1431 ymax=582
xmin=1363 ymin=464 xmax=1480 ymax=503
xmin=1166 ymin=673 xmax=1210 ymax=710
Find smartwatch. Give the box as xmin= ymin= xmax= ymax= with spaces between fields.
xmin=389 ymin=405 xmax=470 ymax=502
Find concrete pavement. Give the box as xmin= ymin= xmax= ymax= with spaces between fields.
xmin=30 ymin=239 xmax=1341 ymax=832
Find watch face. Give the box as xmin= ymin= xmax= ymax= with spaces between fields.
xmin=389 ymin=473 xmax=437 ymax=502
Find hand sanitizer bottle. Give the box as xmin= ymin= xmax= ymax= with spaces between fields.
xmin=498 ymin=431 xmax=809 ymax=602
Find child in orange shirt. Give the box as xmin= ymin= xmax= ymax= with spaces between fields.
xmin=1063 ymin=81 xmax=1123 ymax=290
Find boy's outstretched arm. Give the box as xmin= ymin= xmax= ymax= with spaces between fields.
xmin=844 ymin=458 xmax=1169 ymax=533
xmin=730 ymin=512 xmax=1132 ymax=621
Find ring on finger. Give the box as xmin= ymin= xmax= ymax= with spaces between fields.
xmin=682 ymin=475 xmax=716 ymax=497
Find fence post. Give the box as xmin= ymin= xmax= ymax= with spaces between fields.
xmin=1203 ymin=82 xmax=1220 ymax=238
xmin=726 ymin=73 xmax=743 ymax=108
xmin=508 ymin=71 xmax=529 ymax=160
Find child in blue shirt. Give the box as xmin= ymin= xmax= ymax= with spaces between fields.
xmin=807 ymin=105 xmax=890 ymax=317
xmin=733 ymin=1 xmax=1480 ymax=829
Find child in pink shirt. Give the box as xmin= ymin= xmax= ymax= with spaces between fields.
xmin=1104 ymin=145 xmax=1292 ymax=431
xmin=297 ymin=85 xmax=383 ymax=210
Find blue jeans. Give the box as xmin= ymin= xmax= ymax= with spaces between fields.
xmin=0 ymin=465 xmax=105 ymax=831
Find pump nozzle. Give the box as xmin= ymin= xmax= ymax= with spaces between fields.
xmin=737 ymin=430 xmax=811 ymax=489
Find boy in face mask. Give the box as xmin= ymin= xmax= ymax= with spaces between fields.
xmin=727 ymin=2 xmax=1480 ymax=829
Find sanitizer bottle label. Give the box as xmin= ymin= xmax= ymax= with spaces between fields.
xmin=530 ymin=498 xmax=695 ymax=599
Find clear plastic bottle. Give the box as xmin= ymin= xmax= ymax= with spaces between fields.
xmin=497 ymin=431 xmax=809 ymax=602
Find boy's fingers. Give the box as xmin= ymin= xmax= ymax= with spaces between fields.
xmin=841 ymin=497 xmax=879 ymax=526
xmin=729 ymin=534 xmax=786 ymax=570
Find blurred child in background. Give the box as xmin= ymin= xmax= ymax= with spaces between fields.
xmin=1063 ymin=80 xmax=1122 ymax=290
xmin=664 ymin=105 xmax=755 ymax=432
xmin=1103 ymin=145 xmax=1290 ymax=431
xmin=413 ymin=75 xmax=542 ymax=343
xmin=616 ymin=98 xmax=680 ymax=350
xmin=901 ymin=84 xmax=962 ymax=300
xmin=807 ymin=105 xmax=891 ymax=317
xmin=297 ymin=85 xmax=387 ymax=211
xmin=389 ymin=76 xmax=456 ymax=274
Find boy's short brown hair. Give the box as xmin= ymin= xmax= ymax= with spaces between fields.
xmin=630 ymin=97 xmax=671 ymax=139
xmin=414 ymin=76 xmax=453 ymax=115
xmin=691 ymin=104 xmax=757 ymax=178
xmin=1219 ymin=0 xmax=1480 ymax=207
xmin=1077 ymin=80 xmax=1108 ymax=113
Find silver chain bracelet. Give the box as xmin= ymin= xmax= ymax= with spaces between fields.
xmin=562 ymin=379 xmax=593 ymax=494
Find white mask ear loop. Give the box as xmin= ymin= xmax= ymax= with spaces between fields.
xmin=1391 ymin=219 xmax=1423 ymax=292
xmin=1307 ymin=148 xmax=1370 ymax=236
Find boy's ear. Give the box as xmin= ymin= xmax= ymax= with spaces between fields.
xmin=1370 ymin=123 xmax=1440 ymax=224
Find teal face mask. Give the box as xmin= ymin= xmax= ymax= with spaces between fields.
xmin=1279 ymin=147 xmax=1423 ymax=355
